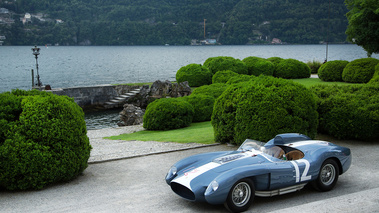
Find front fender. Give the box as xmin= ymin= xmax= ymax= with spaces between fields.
xmin=204 ymin=164 xmax=270 ymax=205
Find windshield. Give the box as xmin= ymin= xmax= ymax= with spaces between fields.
xmin=238 ymin=139 xmax=266 ymax=152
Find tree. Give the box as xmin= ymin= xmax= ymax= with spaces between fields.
xmin=345 ymin=0 xmax=379 ymax=57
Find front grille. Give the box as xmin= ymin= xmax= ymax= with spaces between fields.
xmin=171 ymin=182 xmax=195 ymax=201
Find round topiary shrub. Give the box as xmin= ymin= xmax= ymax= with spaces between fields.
xmin=212 ymin=76 xmax=318 ymax=145
xmin=0 ymin=90 xmax=91 ymax=190
xmin=191 ymin=83 xmax=229 ymax=99
xmin=318 ymin=60 xmax=349 ymax=82
xmin=212 ymin=70 xmax=239 ymax=84
xmin=342 ymin=58 xmax=379 ymax=83
xmin=181 ymin=94 xmax=215 ymax=122
xmin=311 ymin=84 xmax=379 ymax=140
xmin=242 ymin=56 xmax=274 ymax=76
xmin=275 ymin=59 xmax=311 ymax=79
xmin=176 ymin=64 xmax=212 ymax=87
xmin=226 ymin=75 xmax=256 ymax=84
xmin=143 ymin=98 xmax=194 ymax=130
xmin=203 ymin=56 xmax=248 ymax=75
xmin=368 ymin=63 xmax=379 ymax=84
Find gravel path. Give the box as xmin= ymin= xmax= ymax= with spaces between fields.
xmin=87 ymin=125 xmax=218 ymax=163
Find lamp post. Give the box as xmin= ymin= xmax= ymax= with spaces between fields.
xmin=31 ymin=45 xmax=42 ymax=88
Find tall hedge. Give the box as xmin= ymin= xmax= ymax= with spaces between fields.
xmin=318 ymin=60 xmax=349 ymax=82
xmin=242 ymin=56 xmax=274 ymax=76
xmin=181 ymin=94 xmax=215 ymax=122
xmin=0 ymin=90 xmax=91 ymax=190
xmin=143 ymin=98 xmax=194 ymax=130
xmin=311 ymin=84 xmax=379 ymax=140
xmin=212 ymin=76 xmax=318 ymax=145
xmin=342 ymin=58 xmax=379 ymax=83
xmin=203 ymin=56 xmax=248 ymax=75
xmin=176 ymin=64 xmax=212 ymax=87
xmin=275 ymin=59 xmax=311 ymax=79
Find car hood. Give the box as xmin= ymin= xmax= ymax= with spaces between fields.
xmin=172 ymin=149 xmax=272 ymax=192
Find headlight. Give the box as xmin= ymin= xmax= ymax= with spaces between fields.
xmin=166 ymin=166 xmax=177 ymax=179
xmin=206 ymin=180 xmax=219 ymax=194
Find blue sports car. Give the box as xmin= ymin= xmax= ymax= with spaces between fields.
xmin=165 ymin=133 xmax=352 ymax=212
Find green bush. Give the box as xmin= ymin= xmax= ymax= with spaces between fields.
xmin=226 ymin=75 xmax=256 ymax=84
xmin=267 ymin=57 xmax=284 ymax=75
xmin=176 ymin=64 xmax=212 ymax=87
xmin=242 ymin=56 xmax=274 ymax=76
xmin=203 ymin=56 xmax=248 ymax=75
xmin=181 ymin=94 xmax=215 ymax=122
xmin=342 ymin=58 xmax=379 ymax=83
xmin=311 ymin=84 xmax=379 ymax=140
xmin=275 ymin=59 xmax=311 ymax=79
xmin=318 ymin=60 xmax=349 ymax=82
xmin=368 ymin=63 xmax=379 ymax=84
xmin=212 ymin=76 xmax=318 ymax=145
xmin=306 ymin=60 xmax=323 ymax=74
xmin=191 ymin=83 xmax=228 ymax=99
xmin=0 ymin=90 xmax=91 ymax=190
xmin=143 ymin=98 xmax=194 ymax=130
xmin=212 ymin=70 xmax=239 ymax=84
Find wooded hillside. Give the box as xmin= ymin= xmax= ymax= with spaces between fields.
xmin=0 ymin=0 xmax=349 ymax=45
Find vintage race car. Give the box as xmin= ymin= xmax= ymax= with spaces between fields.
xmin=165 ymin=133 xmax=352 ymax=212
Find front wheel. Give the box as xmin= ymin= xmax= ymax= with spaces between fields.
xmin=312 ymin=159 xmax=339 ymax=191
xmin=224 ymin=178 xmax=255 ymax=213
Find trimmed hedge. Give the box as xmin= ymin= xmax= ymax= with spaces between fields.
xmin=275 ymin=59 xmax=311 ymax=79
xmin=181 ymin=94 xmax=215 ymax=122
xmin=318 ymin=60 xmax=349 ymax=82
xmin=342 ymin=58 xmax=379 ymax=83
xmin=311 ymin=84 xmax=379 ymax=140
xmin=203 ymin=56 xmax=248 ymax=75
xmin=242 ymin=56 xmax=274 ymax=76
xmin=191 ymin=83 xmax=229 ymax=99
xmin=212 ymin=76 xmax=318 ymax=145
xmin=143 ymin=98 xmax=194 ymax=130
xmin=212 ymin=70 xmax=239 ymax=84
xmin=226 ymin=75 xmax=256 ymax=84
xmin=176 ymin=63 xmax=212 ymax=87
xmin=0 ymin=90 xmax=91 ymax=190
xmin=368 ymin=63 xmax=379 ymax=84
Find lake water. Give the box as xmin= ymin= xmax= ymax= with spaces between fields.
xmin=1 ymin=44 xmax=378 ymax=129
xmin=1 ymin=44 xmax=378 ymax=93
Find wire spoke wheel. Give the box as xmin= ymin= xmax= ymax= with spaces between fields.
xmin=232 ymin=182 xmax=251 ymax=207
xmin=225 ymin=178 xmax=255 ymax=212
xmin=321 ymin=163 xmax=336 ymax=186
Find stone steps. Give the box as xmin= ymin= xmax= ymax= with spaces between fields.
xmin=104 ymin=88 xmax=141 ymax=108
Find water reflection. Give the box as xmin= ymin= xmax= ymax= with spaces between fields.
xmin=84 ymin=109 xmax=121 ymax=130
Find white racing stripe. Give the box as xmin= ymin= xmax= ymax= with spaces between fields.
xmin=172 ymin=162 xmax=220 ymax=190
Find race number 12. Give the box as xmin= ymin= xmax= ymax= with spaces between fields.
xmin=290 ymin=159 xmax=311 ymax=183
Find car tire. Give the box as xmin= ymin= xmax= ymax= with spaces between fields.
xmin=224 ymin=178 xmax=255 ymax=213
xmin=312 ymin=159 xmax=339 ymax=192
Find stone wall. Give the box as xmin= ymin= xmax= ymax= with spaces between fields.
xmin=49 ymin=84 xmax=140 ymax=110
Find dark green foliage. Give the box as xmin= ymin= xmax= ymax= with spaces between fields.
xmin=318 ymin=60 xmax=349 ymax=82
xmin=191 ymin=83 xmax=229 ymax=99
xmin=143 ymin=98 xmax=194 ymax=130
xmin=212 ymin=76 xmax=318 ymax=145
xmin=176 ymin=64 xmax=212 ymax=87
xmin=306 ymin=60 xmax=323 ymax=74
xmin=242 ymin=57 xmax=275 ymax=76
xmin=311 ymin=84 xmax=379 ymax=140
xmin=212 ymin=70 xmax=239 ymax=84
xmin=368 ymin=64 xmax=379 ymax=84
xmin=0 ymin=90 xmax=91 ymax=190
xmin=203 ymin=56 xmax=248 ymax=75
xmin=181 ymin=94 xmax=215 ymax=122
xmin=275 ymin=59 xmax=311 ymax=79
xmin=342 ymin=58 xmax=379 ymax=83
xmin=226 ymin=75 xmax=256 ymax=84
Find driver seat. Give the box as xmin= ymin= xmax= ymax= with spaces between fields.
xmin=285 ymin=150 xmax=304 ymax=160
xmin=265 ymin=146 xmax=285 ymax=159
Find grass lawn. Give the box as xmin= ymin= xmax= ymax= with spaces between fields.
xmin=106 ymin=121 xmax=215 ymax=144
xmin=107 ymin=78 xmax=361 ymax=144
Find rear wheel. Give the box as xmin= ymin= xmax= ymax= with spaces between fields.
xmin=224 ymin=178 xmax=254 ymax=213
xmin=312 ymin=159 xmax=339 ymax=191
